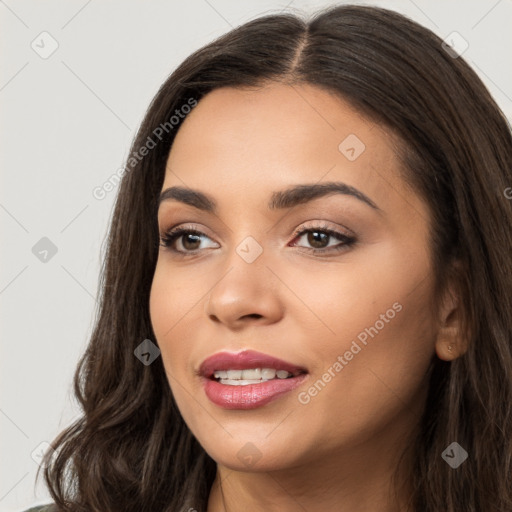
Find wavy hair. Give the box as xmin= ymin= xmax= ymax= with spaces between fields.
xmin=39 ymin=4 xmax=512 ymax=511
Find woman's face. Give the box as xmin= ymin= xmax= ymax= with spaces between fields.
xmin=149 ymin=82 xmax=445 ymax=472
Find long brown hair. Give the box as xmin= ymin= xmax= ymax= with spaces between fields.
xmin=40 ymin=5 xmax=512 ymax=511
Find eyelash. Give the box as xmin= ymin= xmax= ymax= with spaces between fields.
xmin=159 ymin=223 xmax=356 ymax=257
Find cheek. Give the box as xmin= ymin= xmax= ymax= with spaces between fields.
xmin=149 ymin=263 xmax=201 ymax=376
xmin=149 ymin=259 xmax=209 ymax=333
xmin=282 ymin=244 xmax=436 ymax=433
xmin=293 ymin=277 xmax=436 ymax=450
xmin=149 ymin=260 xmax=215 ymax=418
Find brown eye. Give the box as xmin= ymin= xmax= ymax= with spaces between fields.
xmin=291 ymin=225 xmax=356 ymax=254
xmin=180 ymin=233 xmax=202 ymax=251
xmin=306 ymin=231 xmax=330 ymax=249
xmin=160 ymin=228 xmax=218 ymax=253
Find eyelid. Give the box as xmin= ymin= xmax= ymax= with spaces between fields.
xmin=290 ymin=220 xmax=354 ymax=239
xmin=159 ymin=222 xmax=216 ymax=240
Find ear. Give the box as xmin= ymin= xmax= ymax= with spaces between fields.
xmin=434 ymin=270 xmax=468 ymax=361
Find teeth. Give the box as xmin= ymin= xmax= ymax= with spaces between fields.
xmin=213 ymin=367 xmax=294 ymax=384
xmin=241 ymin=368 xmax=261 ymax=379
xmin=261 ymin=368 xmax=277 ymax=379
xmin=220 ymin=379 xmax=266 ymax=386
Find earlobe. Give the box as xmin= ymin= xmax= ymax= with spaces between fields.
xmin=434 ymin=281 xmax=468 ymax=361
xmin=435 ymin=326 xmax=463 ymax=361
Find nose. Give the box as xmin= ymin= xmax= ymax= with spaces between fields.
xmin=203 ymin=246 xmax=284 ymax=330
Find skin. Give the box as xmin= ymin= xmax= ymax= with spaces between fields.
xmin=149 ymin=83 xmax=464 ymax=512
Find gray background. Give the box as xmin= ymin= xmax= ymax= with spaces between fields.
xmin=1 ymin=1 xmax=511 ymax=510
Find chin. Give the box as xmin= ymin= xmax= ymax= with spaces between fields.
xmin=198 ymin=432 xmax=306 ymax=473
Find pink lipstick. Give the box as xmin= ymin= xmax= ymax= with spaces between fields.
xmin=199 ymin=349 xmax=308 ymax=409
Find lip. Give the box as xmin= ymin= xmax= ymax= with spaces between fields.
xmin=203 ymin=374 xmax=309 ymax=409
xmin=199 ymin=349 xmax=309 ymax=410
xmin=199 ymin=349 xmax=308 ymax=378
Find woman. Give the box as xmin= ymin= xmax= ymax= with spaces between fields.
xmin=27 ymin=4 xmax=512 ymax=511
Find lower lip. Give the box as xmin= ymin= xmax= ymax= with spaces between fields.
xmin=203 ymin=374 xmax=309 ymax=410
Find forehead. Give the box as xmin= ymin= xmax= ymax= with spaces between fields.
xmin=167 ymin=83 xmax=394 ymax=172
xmin=161 ymin=83 xmax=426 ymax=222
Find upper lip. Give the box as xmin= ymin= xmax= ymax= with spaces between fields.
xmin=199 ymin=349 xmax=308 ymax=378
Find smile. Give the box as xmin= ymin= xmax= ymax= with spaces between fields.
xmin=199 ymin=350 xmax=309 ymax=409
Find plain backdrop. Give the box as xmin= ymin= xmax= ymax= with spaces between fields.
xmin=1 ymin=1 xmax=511 ymax=510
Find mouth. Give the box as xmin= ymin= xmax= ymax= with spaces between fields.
xmin=199 ymin=349 xmax=308 ymax=381
xmin=199 ymin=349 xmax=309 ymax=409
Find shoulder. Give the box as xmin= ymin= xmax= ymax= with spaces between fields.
xmin=21 ymin=505 xmax=56 ymax=512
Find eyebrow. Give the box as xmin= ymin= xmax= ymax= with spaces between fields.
xmin=158 ymin=182 xmax=381 ymax=213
